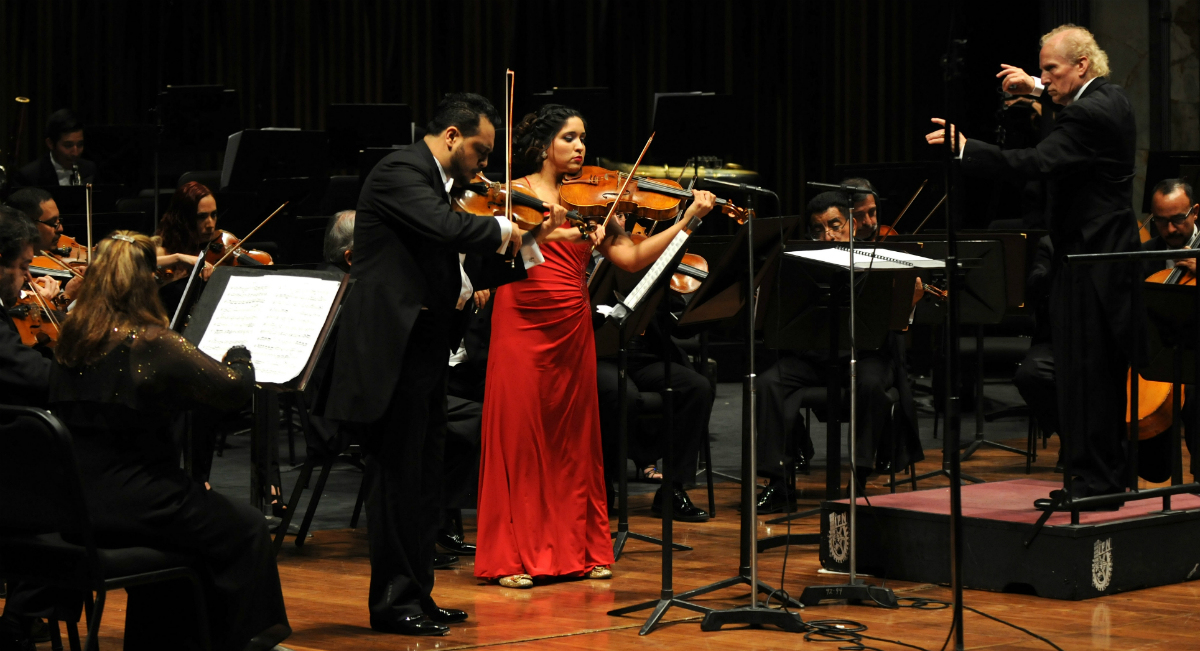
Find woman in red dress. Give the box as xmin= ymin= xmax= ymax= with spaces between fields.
xmin=475 ymin=104 xmax=715 ymax=588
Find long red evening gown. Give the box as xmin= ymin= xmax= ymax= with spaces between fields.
xmin=475 ymin=229 xmax=614 ymax=580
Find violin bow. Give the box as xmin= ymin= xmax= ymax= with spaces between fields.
xmin=879 ymin=178 xmax=927 ymax=240
xmin=912 ymin=194 xmax=947 ymax=235
xmin=211 ymin=201 xmax=288 ymax=267
xmin=598 ymin=132 xmax=655 ymax=236
xmin=85 ymin=183 xmax=93 ymax=264
xmin=25 ymin=282 xmax=60 ymax=330
xmin=505 ymin=69 xmax=514 ymax=237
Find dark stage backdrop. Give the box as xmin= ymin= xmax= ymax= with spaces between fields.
xmin=1 ymin=0 xmax=1040 ymax=222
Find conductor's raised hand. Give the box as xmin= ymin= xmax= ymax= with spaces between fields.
xmin=925 ymin=118 xmax=967 ymax=153
xmin=997 ymin=64 xmax=1036 ymax=95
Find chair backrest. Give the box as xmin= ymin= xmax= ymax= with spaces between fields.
xmin=0 ymin=405 xmax=99 ymax=578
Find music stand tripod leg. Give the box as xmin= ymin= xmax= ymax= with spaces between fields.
xmin=607 ymin=353 xmax=710 ymax=634
xmin=611 ymin=322 xmax=692 ymax=560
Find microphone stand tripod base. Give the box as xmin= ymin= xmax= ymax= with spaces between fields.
xmin=799 ymin=580 xmax=898 ymax=608
xmin=699 ymin=605 xmax=806 ymax=632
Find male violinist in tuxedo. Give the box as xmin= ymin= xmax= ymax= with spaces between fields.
xmin=13 ymin=109 xmax=94 ymax=188
xmin=928 ymin=24 xmax=1138 ymax=506
xmin=320 ymin=93 xmax=565 ymax=636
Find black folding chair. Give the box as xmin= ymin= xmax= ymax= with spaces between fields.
xmin=0 ymin=405 xmax=210 ymax=651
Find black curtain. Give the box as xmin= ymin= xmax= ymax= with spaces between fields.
xmin=2 ymin=0 xmax=1040 ymax=220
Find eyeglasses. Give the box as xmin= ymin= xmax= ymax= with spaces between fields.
xmin=1150 ymin=206 xmax=1196 ymax=228
xmin=37 ymin=218 xmax=61 ymax=229
xmin=809 ymin=218 xmax=848 ymax=239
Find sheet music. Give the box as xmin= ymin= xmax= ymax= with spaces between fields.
xmin=197 ymin=275 xmax=341 ymax=384
xmin=623 ymin=230 xmax=690 ymax=310
xmin=786 ymin=246 xmax=943 ymax=270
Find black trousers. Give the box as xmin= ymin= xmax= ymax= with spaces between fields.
xmin=756 ymin=352 xmax=895 ymax=479
xmin=597 ymin=357 xmax=713 ymax=488
xmin=1014 ymin=342 xmax=1059 ymax=437
xmin=1051 ymin=269 xmax=1128 ymax=495
xmin=69 ymin=443 xmax=289 ymax=651
xmin=362 ymin=311 xmax=447 ymax=623
xmin=444 ymin=396 xmax=482 ymax=510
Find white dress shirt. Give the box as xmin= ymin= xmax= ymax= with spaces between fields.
xmin=431 ymin=157 xmax=543 ymax=310
xmin=50 ymin=157 xmax=76 ymax=186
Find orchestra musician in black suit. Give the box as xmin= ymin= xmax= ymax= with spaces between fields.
xmin=13 ymin=110 xmax=95 ymax=188
xmin=752 ymin=192 xmax=926 ymax=512
xmin=929 ymin=25 xmax=1139 ymax=505
xmin=319 ymin=93 xmax=566 ymax=636
xmin=0 ymin=205 xmax=65 ymax=651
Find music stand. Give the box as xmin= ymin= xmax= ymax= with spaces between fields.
xmin=182 ymin=266 xmax=348 ymax=512
xmin=668 ymin=216 xmax=806 ymax=628
xmin=589 ymin=257 xmax=691 ymax=559
xmin=358 ymin=147 xmax=403 ymax=184
xmin=594 ymin=240 xmax=714 ymax=635
xmin=326 ymin=104 xmax=412 ymax=169
xmin=154 ymin=85 xmax=241 ymax=218
xmin=648 ymin=93 xmax=738 ymax=165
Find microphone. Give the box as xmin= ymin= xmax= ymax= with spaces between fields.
xmin=698 ymin=177 xmax=775 ymax=196
xmin=806 ymin=181 xmax=878 ymax=196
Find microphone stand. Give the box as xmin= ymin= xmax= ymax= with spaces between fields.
xmin=794 ymin=182 xmax=897 ymax=608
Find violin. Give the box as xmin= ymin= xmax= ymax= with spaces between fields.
xmin=560 ymin=166 xmax=749 ymax=224
xmin=205 ymin=230 xmax=273 ymax=267
xmin=8 ymin=286 xmax=61 ymax=348
xmin=455 ymin=173 xmax=596 ymax=234
xmin=33 ymin=234 xmax=88 ymax=280
xmin=1125 ymin=229 xmax=1200 ymax=439
xmin=629 ymin=222 xmax=709 ymax=294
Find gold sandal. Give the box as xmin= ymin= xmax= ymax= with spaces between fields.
xmin=498 ymin=573 xmax=533 ymax=588
xmin=586 ymin=566 xmax=613 ymax=580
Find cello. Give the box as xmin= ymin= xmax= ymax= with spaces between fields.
xmin=1126 ymin=227 xmax=1200 ymax=439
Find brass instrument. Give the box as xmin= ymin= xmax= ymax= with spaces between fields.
xmin=596 ymin=156 xmax=760 ymax=185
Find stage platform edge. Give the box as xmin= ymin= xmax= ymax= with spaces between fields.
xmin=814 ymin=479 xmax=1200 ymax=600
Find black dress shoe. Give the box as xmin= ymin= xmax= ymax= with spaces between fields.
xmin=371 ymin=615 xmax=449 ymax=636
xmin=651 ymin=487 xmax=711 ymax=522
xmin=437 ymin=530 xmax=477 ymax=556
xmin=433 ymin=553 xmax=458 ymax=569
xmin=741 ymin=480 xmax=792 ymax=514
xmin=426 ymin=607 xmax=468 ymax=624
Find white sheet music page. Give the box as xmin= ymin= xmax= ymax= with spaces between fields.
xmin=197 ymin=275 xmax=341 ymax=384
xmin=786 ymin=247 xmax=942 ymax=270
xmin=625 ymin=230 xmax=690 ymax=309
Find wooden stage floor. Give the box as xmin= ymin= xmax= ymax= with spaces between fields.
xmin=21 ymin=437 xmax=1200 ymax=651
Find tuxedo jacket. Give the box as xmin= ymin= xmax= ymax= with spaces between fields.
xmin=322 ymin=140 xmax=524 ymax=424
xmin=0 ymin=308 xmax=51 ymax=407
xmin=962 ymin=77 xmax=1139 ymax=345
xmin=14 ymin=153 xmax=96 ymax=188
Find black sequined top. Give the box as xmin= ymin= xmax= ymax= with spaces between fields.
xmin=49 ymin=325 xmax=254 ymax=467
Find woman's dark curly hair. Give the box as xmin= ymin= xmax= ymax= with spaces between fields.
xmin=511 ymin=104 xmax=586 ymax=175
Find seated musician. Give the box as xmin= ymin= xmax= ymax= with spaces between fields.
xmin=14 ymin=109 xmax=95 ymax=188
xmin=0 ymin=204 xmax=71 ymax=651
xmin=844 ymin=177 xmax=882 ymax=241
xmin=48 ymin=231 xmax=290 ymax=650
xmin=752 ymin=192 xmax=925 ymax=511
xmin=154 ymin=181 xmax=219 ymax=313
xmin=594 ymin=223 xmax=714 ymax=521
xmin=7 ymin=187 xmax=84 ymax=307
xmin=1137 ymin=178 xmax=1197 ymax=481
